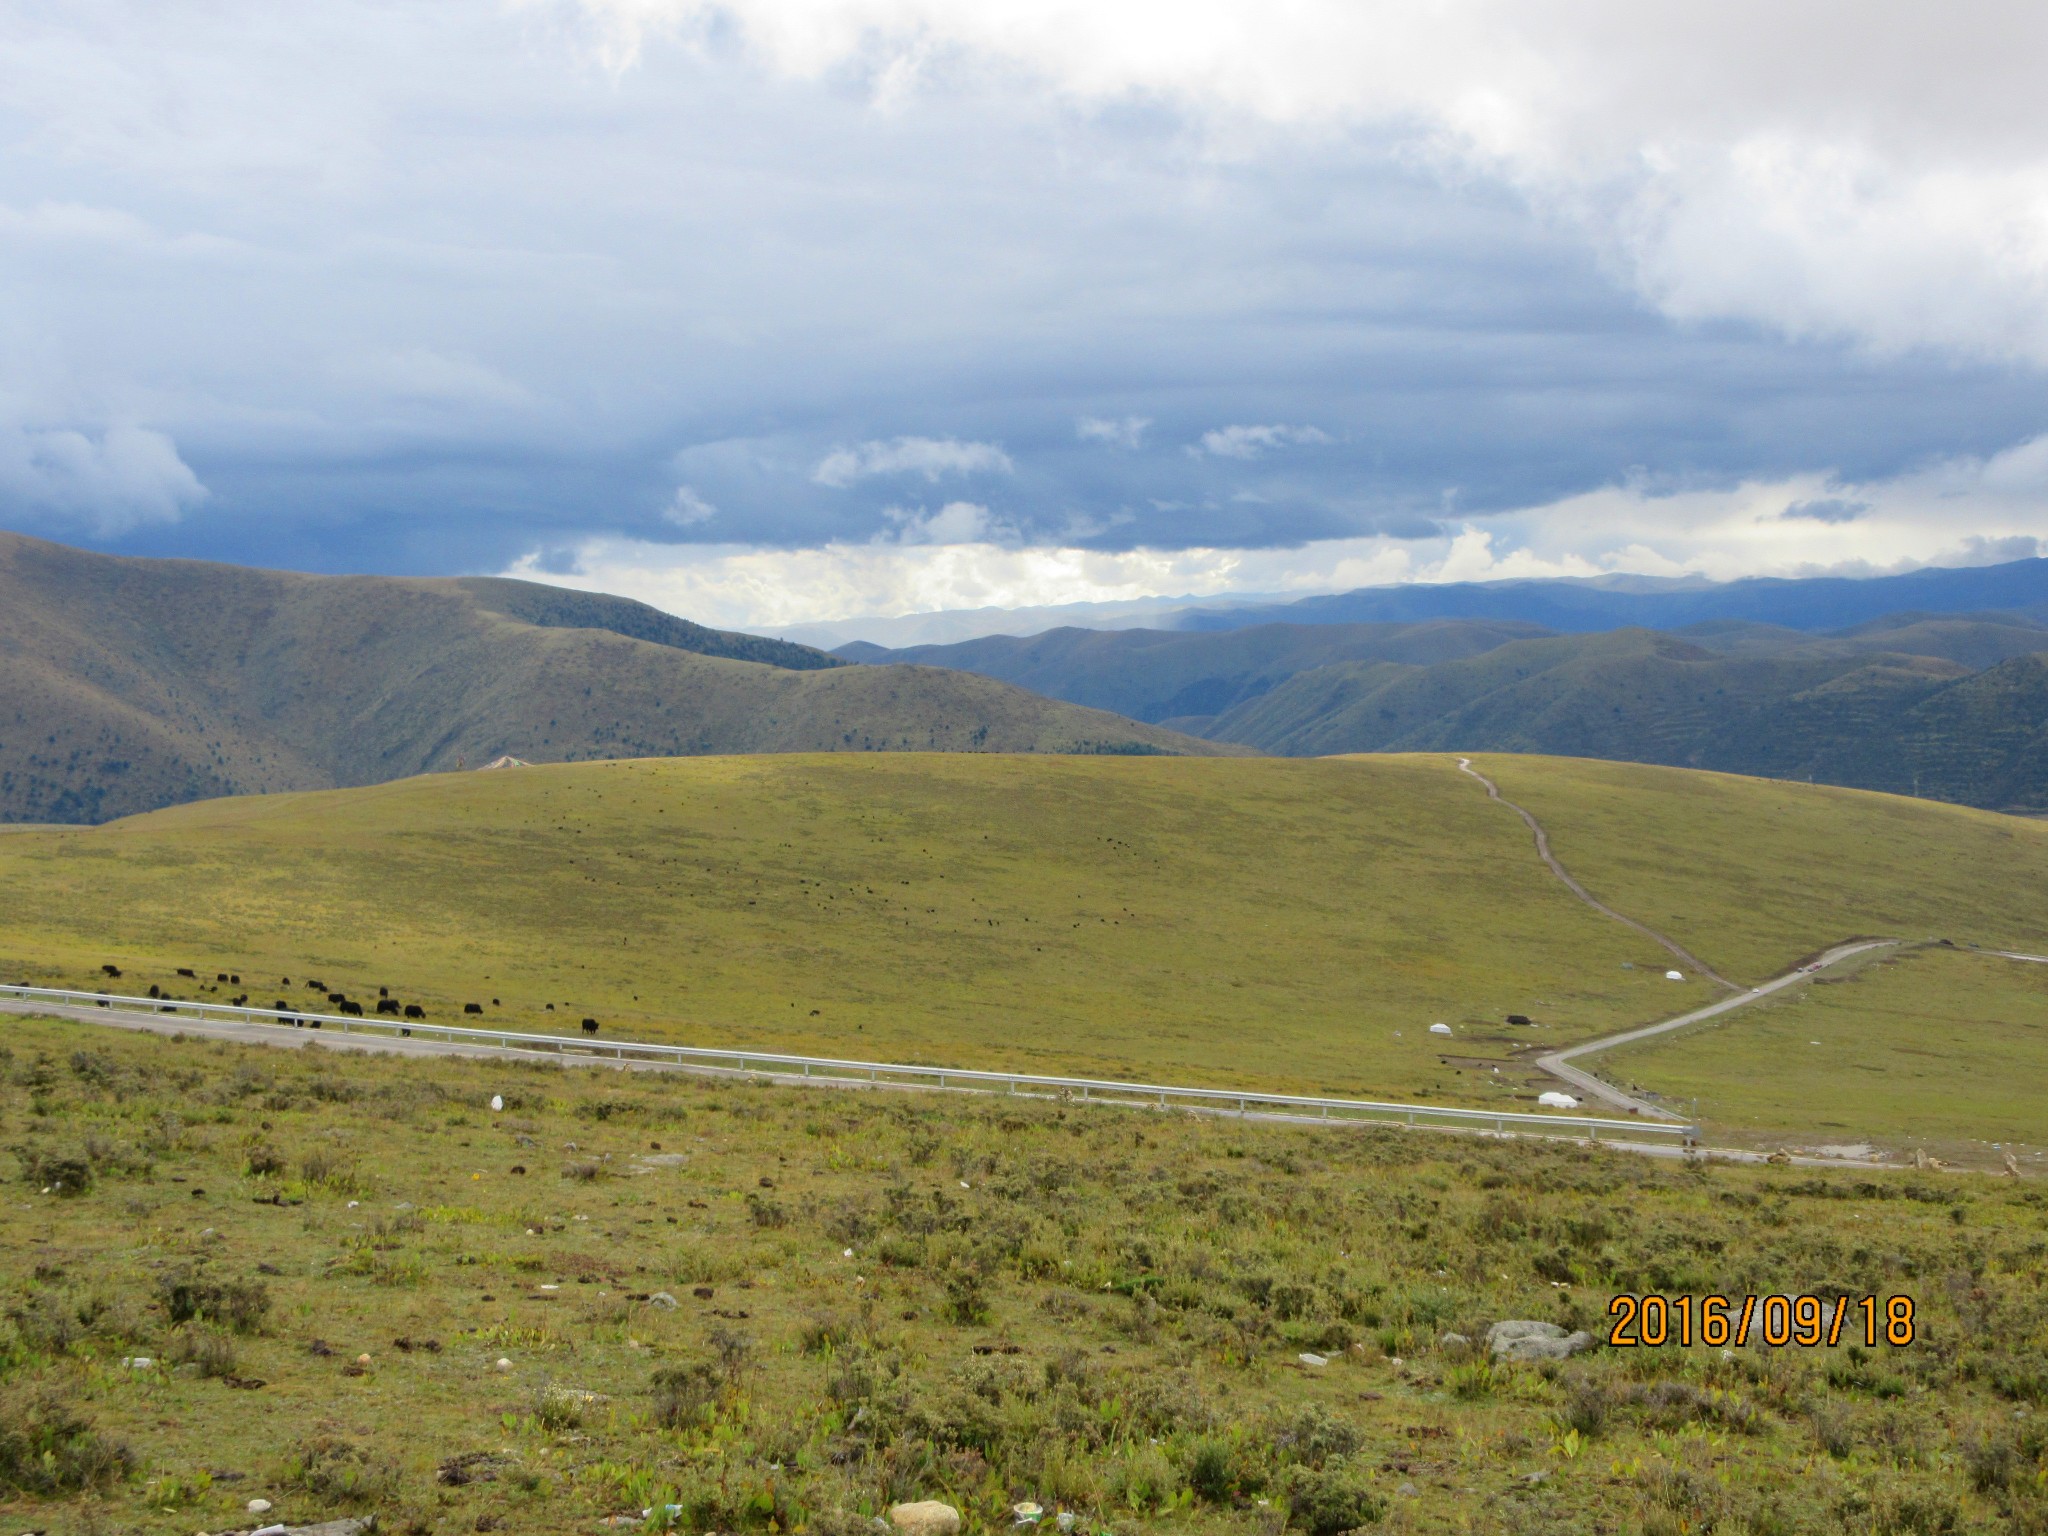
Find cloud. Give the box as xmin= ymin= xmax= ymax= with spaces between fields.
xmin=562 ymin=0 xmax=2048 ymax=364
xmin=812 ymin=436 xmax=1015 ymax=488
xmin=507 ymin=435 xmax=2048 ymax=630
xmin=1076 ymin=415 xmax=1149 ymax=448
xmin=665 ymin=484 xmax=717 ymax=526
xmin=1778 ymin=497 xmax=1867 ymax=524
xmin=0 ymin=422 xmax=208 ymax=536
xmin=880 ymin=500 xmax=1013 ymax=544
xmin=1195 ymin=424 xmax=1333 ymax=459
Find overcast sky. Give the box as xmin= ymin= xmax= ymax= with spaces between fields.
xmin=4 ymin=0 xmax=2048 ymax=627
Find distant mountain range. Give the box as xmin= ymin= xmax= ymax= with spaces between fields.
xmin=788 ymin=555 xmax=2048 ymax=649
xmin=842 ymin=606 xmax=2048 ymax=812
xmin=0 ymin=535 xmax=1236 ymax=823
xmin=1168 ymin=557 xmax=2048 ymax=633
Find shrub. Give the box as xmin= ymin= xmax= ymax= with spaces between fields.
xmin=1556 ymin=1377 xmax=1610 ymax=1439
xmin=1185 ymin=1435 xmax=1242 ymax=1503
xmin=298 ymin=1147 xmax=363 ymax=1192
xmin=0 ymin=1386 xmax=135 ymax=1493
xmin=1285 ymin=1455 xmax=1385 ymax=1534
xmin=1447 ymin=1360 xmax=1498 ymax=1401
xmin=281 ymin=1434 xmax=401 ymax=1507
xmin=1108 ymin=1442 xmax=1181 ymax=1513
xmin=651 ymin=1362 xmax=721 ymax=1429
xmin=13 ymin=1147 xmax=93 ymax=1196
xmin=943 ymin=1268 xmax=990 ymax=1326
xmin=1810 ymin=1401 xmax=1856 ymax=1460
xmin=169 ymin=1325 xmax=241 ymax=1379
xmin=157 ymin=1268 xmax=271 ymax=1334
xmin=1274 ymin=1403 xmax=1360 ymax=1468
xmin=533 ymin=1383 xmax=589 ymax=1431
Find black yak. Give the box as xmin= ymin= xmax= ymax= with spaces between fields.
xmin=581 ymin=1018 xmax=600 ymax=1035
xmin=464 ymin=1002 xmax=484 ymax=1015
xmin=403 ymin=1004 xmax=425 ymax=1020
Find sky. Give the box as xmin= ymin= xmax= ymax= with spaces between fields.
xmin=4 ymin=0 xmax=2048 ymax=630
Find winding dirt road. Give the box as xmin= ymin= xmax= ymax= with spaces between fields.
xmin=1455 ymin=756 xmax=1737 ymax=989
xmin=1453 ymin=755 xmax=1912 ymax=1118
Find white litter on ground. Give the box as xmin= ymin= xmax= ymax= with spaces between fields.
xmin=1665 ymin=970 xmax=1684 ymax=980
xmin=1537 ymin=1091 xmax=1580 ymax=1109
xmin=1428 ymin=1022 xmax=1452 ymax=1036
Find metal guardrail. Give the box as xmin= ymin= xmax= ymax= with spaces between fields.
xmin=0 ymin=983 xmax=1695 ymax=1143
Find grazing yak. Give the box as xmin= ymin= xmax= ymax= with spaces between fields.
xmin=464 ymin=1002 xmax=484 ymax=1015
xmin=375 ymin=999 xmax=402 ymax=1016
xmin=403 ymin=1004 xmax=425 ymax=1020
xmin=581 ymin=1018 xmax=600 ymax=1035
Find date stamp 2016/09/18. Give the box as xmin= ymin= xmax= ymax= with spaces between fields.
xmin=1607 ymin=1294 xmax=1916 ymax=1349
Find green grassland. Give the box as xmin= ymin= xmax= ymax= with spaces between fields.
xmin=4 ymin=754 xmax=2047 ymax=1125
xmin=1469 ymin=756 xmax=2048 ymax=985
xmin=1 ymin=1018 xmax=2045 ymax=1535
xmin=1597 ymin=945 xmax=2048 ymax=1161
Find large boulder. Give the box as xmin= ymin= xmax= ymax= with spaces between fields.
xmin=889 ymin=1502 xmax=962 ymax=1536
xmin=1486 ymin=1320 xmax=1596 ymax=1362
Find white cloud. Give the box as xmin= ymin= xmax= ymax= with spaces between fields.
xmin=0 ymin=422 xmax=208 ymax=536
xmin=560 ymin=0 xmax=2048 ymax=362
xmin=812 ymin=436 xmax=1015 ymax=488
xmin=665 ymin=484 xmax=717 ymax=526
xmin=508 ymin=432 xmax=2048 ymax=629
xmin=1077 ymin=415 xmax=1149 ymax=448
xmin=1195 ymin=423 xmax=1333 ymax=459
xmin=880 ymin=500 xmax=1013 ymax=544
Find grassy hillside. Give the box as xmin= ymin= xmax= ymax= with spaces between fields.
xmin=0 ymin=533 xmax=1232 ymax=824
xmin=847 ymin=610 xmax=2048 ymax=811
xmin=3 ymin=754 xmax=2045 ymax=1115
xmin=839 ymin=620 xmax=1548 ymax=727
xmin=4 ymin=1018 xmax=2040 ymax=1536
xmin=1473 ymin=755 xmax=2048 ymax=983
xmin=1214 ymin=632 xmax=2048 ymax=811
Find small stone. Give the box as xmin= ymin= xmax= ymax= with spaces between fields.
xmin=647 ymin=1291 xmax=679 ymax=1309
xmin=1487 ymin=1320 xmax=1596 ymax=1362
xmin=1397 ymin=1483 xmax=1419 ymax=1498
xmin=491 ymin=1095 xmax=504 ymax=1112
xmin=496 ymin=1357 xmax=513 ymax=1370
xmin=247 ymin=1497 xmax=272 ymax=1514
xmin=888 ymin=1500 xmax=962 ymax=1536
xmin=1439 ymin=1332 xmax=1471 ymax=1349
xmin=1297 ymin=1352 xmax=1328 ymax=1367
xmin=356 ymin=1353 xmax=372 ymax=1365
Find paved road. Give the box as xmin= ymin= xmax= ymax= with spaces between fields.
xmin=1534 ymin=939 xmax=1900 ymax=1117
xmin=1454 ymin=757 xmax=1737 ymax=989
xmin=0 ymin=994 xmax=1869 ymax=1169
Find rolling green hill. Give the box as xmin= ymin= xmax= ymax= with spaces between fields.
xmin=1211 ymin=631 xmax=2048 ymax=809
xmin=0 ymin=533 xmax=1237 ymax=824
xmin=838 ymin=618 xmax=1549 ymax=726
xmin=3 ymin=753 xmax=2043 ymax=1115
xmin=848 ymin=617 xmax=2048 ymax=810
